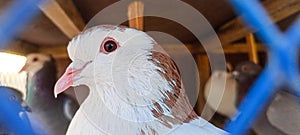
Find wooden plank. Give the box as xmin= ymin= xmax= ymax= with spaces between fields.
xmin=56 ymin=0 xmax=85 ymax=30
xmin=162 ymin=43 xmax=266 ymax=54
xmin=38 ymin=46 xmax=68 ymax=59
xmin=128 ymin=1 xmax=144 ymax=31
xmin=38 ymin=0 xmax=85 ymax=39
xmin=39 ymin=42 xmax=266 ymax=59
xmin=218 ymin=0 xmax=300 ymax=45
xmin=195 ymin=54 xmax=210 ymax=114
xmin=0 ymin=40 xmax=38 ymax=55
xmin=246 ymin=34 xmax=259 ymax=64
xmin=212 ymin=43 xmax=265 ymax=54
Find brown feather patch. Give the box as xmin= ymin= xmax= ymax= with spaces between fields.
xmin=149 ymin=51 xmax=198 ymax=127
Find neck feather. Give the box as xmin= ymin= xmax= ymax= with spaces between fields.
xmin=79 ymin=51 xmax=198 ymax=134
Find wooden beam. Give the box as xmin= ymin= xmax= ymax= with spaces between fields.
xmin=0 ymin=40 xmax=38 ymax=55
xmin=210 ymin=43 xmax=265 ymax=54
xmin=39 ymin=42 xmax=266 ymax=59
xmin=56 ymin=0 xmax=85 ymax=30
xmin=38 ymin=0 xmax=85 ymax=39
xmin=128 ymin=1 xmax=144 ymax=31
xmin=218 ymin=0 xmax=300 ymax=45
xmin=162 ymin=43 xmax=266 ymax=54
xmin=38 ymin=46 xmax=68 ymax=59
xmin=246 ymin=34 xmax=259 ymax=64
xmin=195 ymin=55 xmax=210 ymax=114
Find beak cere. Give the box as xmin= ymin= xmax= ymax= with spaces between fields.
xmin=54 ymin=61 xmax=92 ymax=98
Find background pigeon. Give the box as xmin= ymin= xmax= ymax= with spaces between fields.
xmin=203 ymin=69 xmax=238 ymax=126
xmin=232 ymin=61 xmax=263 ymax=105
xmin=54 ymin=25 xmax=228 ymax=135
xmin=0 ymin=86 xmax=33 ymax=135
xmin=232 ymin=61 xmax=299 ymax=135
xmin=20 ymin=53 xmax=79 ymax=135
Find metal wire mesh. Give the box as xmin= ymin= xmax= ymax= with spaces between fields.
xmin=225 ymin=0 xmax=300 ymax=135
xmin=0 ymin=0 xmax=299 ymax=134
xmin=0 ymin=0 xmax=44 ymax=134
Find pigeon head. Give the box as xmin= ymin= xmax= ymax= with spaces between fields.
xmin=54 ymin=25 xmax=161 ymax=100
xmin=52 ymin=25 xmax=232 ymax=135
xmin=20 ymin=53 xmax=55 ymax=77
xmin=232 ymin=61 xmax=262 ymax=83
xmin=54 ymin=25 xmax=197 ymax=126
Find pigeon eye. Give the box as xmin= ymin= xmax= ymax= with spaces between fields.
xmin=100 ymin=37 xmax=119 ymax=54
xmin=33 ymin=57 xmax=38 ymax=62
xmin=104 ymin=41 xmax=117 ymax=53
xmin=241 ymin=65 xmax=249 ymax=72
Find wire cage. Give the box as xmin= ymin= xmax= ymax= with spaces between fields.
xmin=0 ymin=0 xmax=300 ymax=135
xmin=225 ymin=0 xmax=300 ymax=135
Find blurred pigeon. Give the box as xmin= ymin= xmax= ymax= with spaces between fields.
xmin=204 ymin=62 xmax=238 ymax=117
xmin=266 ymin=90 xmax=300 ymax=135
xmin=0 ymin=86 xmax=33 ymax=135
xmin=54 ymin=25 xmax=227 ymax=135
xmin=20 ymin=53 xmax=79 ymax=135
xmin=233 ymin=61 xmax=288 ymax=135
xmin=204 ymin=70 xmax=238 ymax=120
xmin=232 ymin=61 xmax=262 ymax=104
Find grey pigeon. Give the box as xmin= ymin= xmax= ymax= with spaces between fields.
xmin=266 ymin=90 xmax=300 ymax=135
xmin=20 ymin=53 xmax=79 ymax=135
xmin=204 ymin=70 xmax=238 ymax=119
xmin=233 ymin=61 xmax=288 ymax=135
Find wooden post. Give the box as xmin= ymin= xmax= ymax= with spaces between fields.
xmin=195 ymin=54 xmax=210 ymax=114
xmin=218 ymin=0 xmax=300 ymax=46
xmin=128 ymin=1 xmax=144 ymax=31
xmin=38 ymin=0 xmax=84 ymax=38
xmin=246 ymin=33 xmax=259 ymax=64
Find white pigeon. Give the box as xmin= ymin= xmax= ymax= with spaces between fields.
xmin=54 ymin=25 xmax=228 ymax=135
xmin=204 ymin=70 xmax=238 ymax=118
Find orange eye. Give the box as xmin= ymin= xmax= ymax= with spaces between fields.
xmin=241 ymin=65 xmax=249 ymax=72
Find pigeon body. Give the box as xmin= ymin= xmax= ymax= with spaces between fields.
xmin=204 ymin=70 xmax=238 ymax=118
xmin=21 ymin=53 xmax=79 ymax=135
xmin=54 ymin=25 xmax=227 ymax=135
xmin=266 ymin=90 xmax=300 ymax=135
xmin=233 ymin=61 xmax=263 ymax=104
xmin=233 ymin=61 xmax=296 ymax=135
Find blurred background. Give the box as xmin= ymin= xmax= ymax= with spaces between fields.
xmin=0 ymin=0 xmax=300 ymax=135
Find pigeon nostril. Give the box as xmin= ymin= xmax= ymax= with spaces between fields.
xmin=66 ymin=69 xmax=74 ymax=76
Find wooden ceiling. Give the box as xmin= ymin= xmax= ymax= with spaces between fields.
xmin=2 ymin=0 xmax=300 ymax=58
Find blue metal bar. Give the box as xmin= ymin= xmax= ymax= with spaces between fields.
xmin=0 ymin=87 xmax=35 ymax=134
xmin=0 ymin=0 xmax=45 ymax=49
xmin=224 ymin=0 xmax=300 ymax=134
xmin=225 ymin=0 xmax=284 ymax=51
xmin=0 ymin=0 xmax=45 ymax=134
xmin=285 ymin=18 xmax=300 ymax=48
xmin=283 ymin=18 xmax=300 ymax=96
xmin=225 ymin=66 xmax=281 ymax=135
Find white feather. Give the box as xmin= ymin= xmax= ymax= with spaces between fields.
xmin=64 ymin=25 xmax=228 ymax=135
xmin=204 ymin=71 xmax=238 ymax=118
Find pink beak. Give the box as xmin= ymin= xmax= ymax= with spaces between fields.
xmin=54 ymin=61 xmax=92 ymax=98
xmin=19 ymin=64 xmax=28 ymax=73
